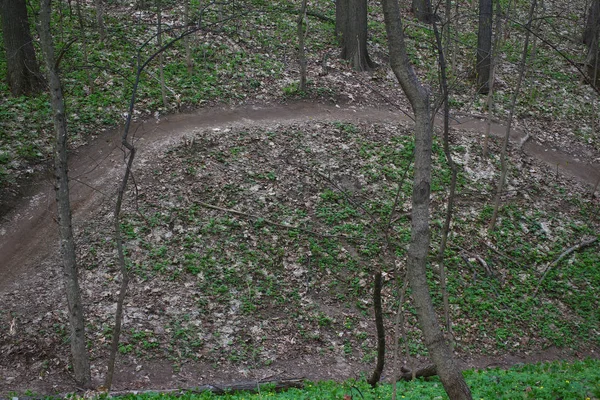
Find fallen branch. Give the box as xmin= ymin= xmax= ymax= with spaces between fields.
xmin=533 ymin=237 xmax=598 ymax=297
xmin=106 ymin=378 xmax=305 ymax=397
xmin=482 ymin=241 xmax=520 ymax=267
xmin=196 ymin=201 xmax=348 ymax=239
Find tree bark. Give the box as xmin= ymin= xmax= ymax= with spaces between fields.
xmin=585 ymin=0 xmax=600 ymax=87
xmin=297 ymin=0 xmax=308 ymax=92
xmin=184 ymin=0 xmax=193 ymax=75
xmin=157 ymin=0 xmax=168 ymax=108
xmin=380 ymin=0 xmax=472 ymax=398
xmin=367 ymin=271 xmax=385 ymax=387
xmin=38 ymin=0 xmax=92 ymax=389
xmin=412 ymin=0 xmax=433 ymax=24
xmin=432 ymin=7 xmax=456 ymax=337
xmin=483 ymin=0 xmax=507 ymax=157
xmin=476 ymin=0 xmax=493 ymax=94
xmin=0 ymin=0 xmax=43 ymax=96
xmin=583 ymin=0 xmax=600 ymax=47
xmin=488 ymin=0 xmax=536 ymax=232
xmin=336 ymin=0 xmax=374 ymax=71
xmin=96 ymin=0 xmax=106 ymax=42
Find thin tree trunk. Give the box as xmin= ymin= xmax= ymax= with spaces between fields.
xmin=96 ymin=0 xmax=105 ymax=42
xmin=0 ymin=0 xmax=43 ymax=96
xmin=75 ymin=0 xmax=94 ymax=92
xmin=476 ymin=0 xmax=493 ymax=94
xmin=380 ymin=0 xmax=472 ymax=398
xmin=367 ymin=271 xmax=385 ymax=387
xmin=297 ymin=0 xmax=308 ymax=92
xmin=586 ymin=0 xmax=600 ymax=87
xmin=157 ymin=0 xmax=168 ymax=108
xmin=444 ymin=0 xmax=451 ymax=69
xmin=488 ymin=0 xmax=537 ymax=232
xmin=527 ymin=0 xmax=543 ymax=80
xmin=451 ymin=0 xmax=459 ymax=68
xmin=184 ymin=0 xmax=193 ymax=75
xmin=38 ymin=0 xmax=92 ymax=389
xmin=593 ymin=43 xmax=599 ymax=137
xmin=432 ymin=8 xmax=456 ymax=337
xmin=483 ymin=0 xmax=508 ymax=157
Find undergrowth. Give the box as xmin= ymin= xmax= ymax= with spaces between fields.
xmin=98 ymin=359 xmax=600 ymax=399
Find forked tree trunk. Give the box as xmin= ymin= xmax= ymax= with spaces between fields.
xmin=38 ymin=0 xmax=92 ymax=389
xmin=0 ymin=0 xmax=43 ymax=96
xmin=380 ymin=0 xmax=472 ymax=398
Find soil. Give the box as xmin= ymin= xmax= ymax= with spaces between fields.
xmin=1 ymin=100 xmax=599 ymax=396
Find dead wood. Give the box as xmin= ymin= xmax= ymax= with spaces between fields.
xmin=533 ymin=236 xmax=598 ymax=297
xmin=15 ymin=379 xmax=305 ymax=399
xmin=107 ymin=378 xmax=305 ymax=396
xmin=398 ymin=363 xmax=437 ymax=381
xmin=196 ymin=201 xmax=347 ymax=238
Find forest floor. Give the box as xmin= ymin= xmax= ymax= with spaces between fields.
xmin=0 ymin=99 xmax=599 ymax=395
xmin=1 ymin=0 xmax=600 ymax=396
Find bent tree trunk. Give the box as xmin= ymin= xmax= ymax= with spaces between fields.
xmin=336 ymin=0 xmax=374 ymax=71
xmin=39 ymin=0 xmax=92 ymax=389
xmin=0 ymin=0 xmax=43 ymax=96
xmin=380 ymin=0 xmax=472 ymax=398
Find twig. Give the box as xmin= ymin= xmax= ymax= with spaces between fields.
xmin=482 ymin=241 xmax=520 ymax=266
xmin=533 ymin=237 xmax=598 ymax=297
xmin=349 ymin=75 xmax=415 ymax=122
xmin=196 ymin=201 xmax=347 ymax=239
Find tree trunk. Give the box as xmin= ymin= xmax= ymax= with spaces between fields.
xmin=583 ymin=0 xmax=600 ymax=47
xmin=476 ymin=0 xmax=493 ymax=94
xmin=75 ymin=0 xmax=94 ymax=92
xmin=157 ymin=0 xmax=168 ymax=108
xmin=367 ymin=271 xmax=385 ymax=387
xmin=488 ymin=0 xmax=536 ymax=232
xmin=380 ymin=0 xmax=472 ymax=398
xmin=412 ymin=0 xmax=433 ymax=23
xmin=585 ymin=0 xmax=600 ymax=87
xmin=297 ymin=0 xmax=308 ymax=92
xmin=483 ymin=0 xmax=507 ymax=157
xmin=336 ymin=0 xmax=374 ymax=71
xmin=184 ymin=0 xmax=193 ymax=75
xmin=0 ymin=0 xmax=43 ymax=96
xmin=96 ymin=0 xmax=106 ymax=42
xmin=38 ymin=0 xmax=92 ymax=389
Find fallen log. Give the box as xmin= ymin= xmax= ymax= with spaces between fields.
xmin=398 ymin=364 xmax=437 ymax=381
xmin=6 ymin=378 xmax=305 ymax=400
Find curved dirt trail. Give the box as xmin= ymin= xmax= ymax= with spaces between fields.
xmin=1 ymin=102 xmax=598 ymax=291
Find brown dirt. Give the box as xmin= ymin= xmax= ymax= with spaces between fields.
xmin=1 ymin=101 xmax=599 ymax=395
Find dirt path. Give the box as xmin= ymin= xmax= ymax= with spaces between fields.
xmin=1 ymin=101 xmax=598 ymax=291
